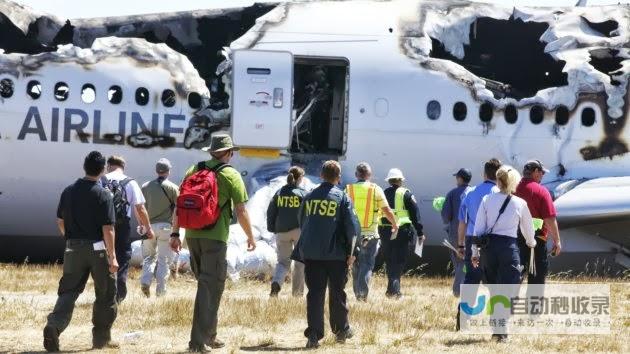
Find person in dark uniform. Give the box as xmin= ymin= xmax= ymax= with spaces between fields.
xmin=378 ymin=168 xmax=424 ymax=298
xmin=292 ymin=160 xmax=360 ymax=349
xmin=43 ymin=151 xmax=118 ymax=352
xmin=267 ymin=166 xmax=307 ymax=297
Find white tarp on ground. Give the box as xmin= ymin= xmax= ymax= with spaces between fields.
xmin=130 ymin=172 xmax=318 ymax=281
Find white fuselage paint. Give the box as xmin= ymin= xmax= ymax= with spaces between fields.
xmin=0 ymin=1 xmax=627 ymax=262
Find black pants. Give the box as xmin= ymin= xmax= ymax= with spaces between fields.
xmin=304 ymin=260 xmax=350 ymax=340
xmin=114 ymin=220 xmax=131 ymax=302
xmin=46 ymin=239 xmax=117 ymax=344
xmin=518 ymin=236 xmax=548 ymax=284
xmin=379 ymin=225 xmax=415 ymax=295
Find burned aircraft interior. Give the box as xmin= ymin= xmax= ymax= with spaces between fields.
xmin=429 ymin=16 xmax=569 ymax=100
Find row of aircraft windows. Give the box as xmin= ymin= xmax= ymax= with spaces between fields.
xmin=0 ymin=78 xmax=203 ymax=109
xmin=426 ymin=100 xmax=597 ymax=127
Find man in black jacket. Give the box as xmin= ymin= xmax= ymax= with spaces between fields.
xmin=292 ymin=160 xmax=360 ymax=349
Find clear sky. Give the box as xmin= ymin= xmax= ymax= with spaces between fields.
xmin=14 ymin=0 xmax=630 ymax=19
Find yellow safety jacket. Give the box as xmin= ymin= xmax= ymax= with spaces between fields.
xmin=379 ymin=187 xmax=411 ymax=227
xmin=393 ymin=187 xmax=411 ymax=226
xmin=346 ymin=182 xmax=379 ymax=233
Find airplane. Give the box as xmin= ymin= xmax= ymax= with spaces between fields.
xmin=0 ymin=0 xmax=628 ymax=274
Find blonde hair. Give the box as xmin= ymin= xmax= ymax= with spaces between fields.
xmin=496 ymin=165 xmax=521 ymax=194
xmin=287 ymin=166 xmax=305 ymax=186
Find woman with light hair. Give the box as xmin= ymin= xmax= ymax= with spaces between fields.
xmin=470 ymin=165 xmax=536 ymax=342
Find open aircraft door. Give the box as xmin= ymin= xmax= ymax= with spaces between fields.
xmin=231 ymin=50 xmax=293 ymax=151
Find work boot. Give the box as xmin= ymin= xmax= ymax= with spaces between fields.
xmin=270 ymin=282 xmax=281 ymax=297
xmin=43 ymin=325 xmax=59 ymax=352
xmin=305 ymin=334 xmax=319 ymax=349
xmin=206 ymin=337 xmax=225 ymax=349
xmin=141 ymin=284 xmax=151 ymax=298
xmin=188 ymin=343 xmax=211 ymax=353
xmin=335 ymin=328 xmax=354 ymax=343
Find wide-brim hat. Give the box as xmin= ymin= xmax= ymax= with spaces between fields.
xmin=201 ymin=134 xmax=240 ymax=153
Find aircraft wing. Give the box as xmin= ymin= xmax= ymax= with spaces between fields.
xmin=553 ymin=177 xmax=630 ymax=229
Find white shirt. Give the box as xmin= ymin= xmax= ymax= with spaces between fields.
xmin=473 ymin=192 xmax=536 ymax=247
xmin=105 ymin=170 xmax=146 ymax=218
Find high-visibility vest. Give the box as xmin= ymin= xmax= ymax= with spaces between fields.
xmin=346 ymin=182 xmax=379 ymax=232
xmin=394 ymin=187 xmax=411 ymax=226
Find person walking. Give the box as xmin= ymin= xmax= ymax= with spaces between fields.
xmin=346 ymin=162 xmax=398 ymax=301
xmin=379 ymin=168 xmax=424 ymax=299
xmin=471 ymin=165 xmax=536 ymax=342
xmin=43 ymin=151 xmax=118 ymax=352
xmin=140 ymin=158 xmax=179 ymax=297
xmin=267 ymin=166 xmax=307 ymax=297
xmin=441 ymin=168 xmax=472 ymax=297
xmin=292 ymin=160 xmax=360 ymax=349
xmin=103 ymin=155 xmax=153 ymax=303
xmin=514 ymin=159 xmax=562 ymax=284
xmin=170 ymin=134 xmax=256 ymax=353
xmin=454 ymin=158 xmax=501 ymax=330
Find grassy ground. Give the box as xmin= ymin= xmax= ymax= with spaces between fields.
xmin=0 ymin=263 xmax=628 ymax=353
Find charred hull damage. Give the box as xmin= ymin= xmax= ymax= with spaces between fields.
xmin=0 ymin=0 xmax=277 ymax=111
xmin=429 ymin=17 xmax=568 ymax=100
xmin=400 ymin=1 xmax=630 ymax=161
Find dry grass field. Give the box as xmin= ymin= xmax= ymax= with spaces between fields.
xmin=0 ymin=263 xmax=628 ymax=354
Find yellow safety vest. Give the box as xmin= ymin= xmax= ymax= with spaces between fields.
xmin=346 ymin=182 xmax=379 ymax=233
xmin=394 ymin=187 xmax=411 ymax=226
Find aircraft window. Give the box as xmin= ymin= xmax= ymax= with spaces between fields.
xmin=530 ymin=105 xmax=544 ymax=124
xmin=581 ymin=107 xmax=596 ymax=127
xmin=108 ymin=85 xmax=123 ymax=104
xmin=81 ymin=84 xmax=96 ymax=104
xmin=555 ymin=105 xmax=569 ymax=126
xmin=504 ymin=104 xmax=517 ymax=124
xmin=427 ymin=100 xmax=441 ymax=120
xmin=453 ymin=102 xmax=467 ymax=121
xmin=161 ymin=89 xmax=176 ymax=107
xmin=188 ymin=92 xmax=202 ymax=109
xmin=54 ymin=82 xmax=69 ymax=101
xmin=479 ymin=102 xmax=493 ymax=122
xmin=135 ymin=87 xmax=149 ymax=106
xmin=0 ymin=78 xmax=14 ymax=98
xmin=27 ymin=80 xmax=42 ymax=99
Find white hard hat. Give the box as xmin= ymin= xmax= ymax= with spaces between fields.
xmin=385 ymin=168 xmax=405 ymax=181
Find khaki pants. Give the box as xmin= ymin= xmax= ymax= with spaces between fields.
xmin=46 ymin=239 xmax=117 ymax=345
xmin=140 ymin=222 xmax=172 ymax=295
xmin=272 ymin=228 xmax=305 ymax=296
xmin=187 ymin=238 xmax=227 ymax=347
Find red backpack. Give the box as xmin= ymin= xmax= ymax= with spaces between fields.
xmin=177 ymin=162 xmax=230 ymax=229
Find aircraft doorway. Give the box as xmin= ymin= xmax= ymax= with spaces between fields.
xmin=291 ymin=57 xmax=348 ymax=157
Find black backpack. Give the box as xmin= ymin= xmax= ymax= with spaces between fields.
xmin=101 ymin=177 xmax=133 ymax=224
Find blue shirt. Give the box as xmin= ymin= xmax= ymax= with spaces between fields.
xmin=458 ymin=180 xmax=499 ymax=236
xmin=441 ymin=185 xmax=472 ymax=240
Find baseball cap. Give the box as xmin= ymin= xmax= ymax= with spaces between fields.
xmin=453 ymin=168 xmax=472 ymax=180
xmin=524 ymin=159 xmax=549 ymax=174
xmin=156 ymin=158 xmax=172 ymax=173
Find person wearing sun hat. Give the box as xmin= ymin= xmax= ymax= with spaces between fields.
xmin=170 ymin=133 xmax=256 ymax=353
